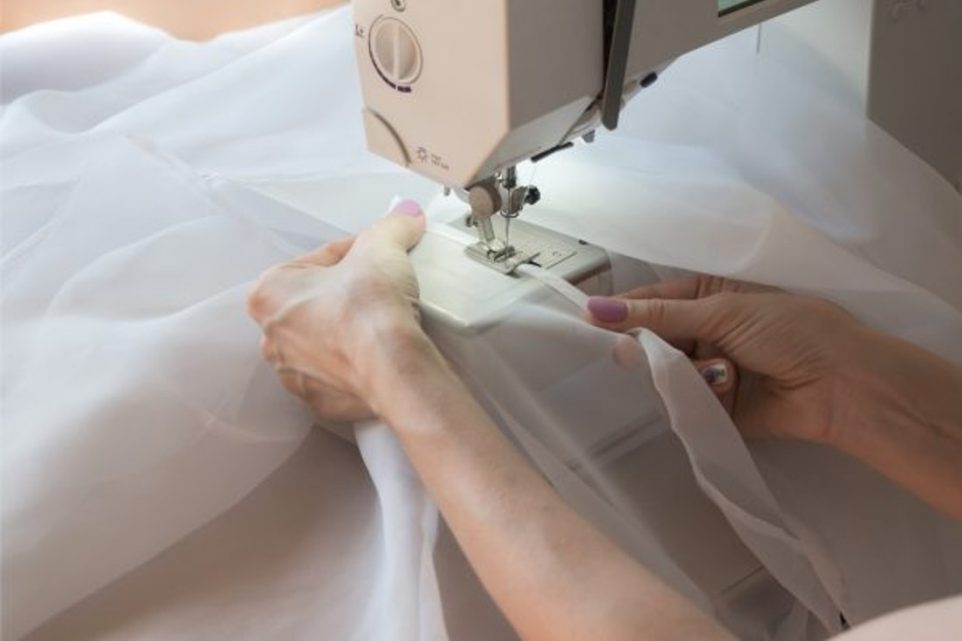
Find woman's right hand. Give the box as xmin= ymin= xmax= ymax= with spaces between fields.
xmin=248 ymin=200 xmax=433 ymax=424
xmin=585 ymin=275 xmax=962 ymax=519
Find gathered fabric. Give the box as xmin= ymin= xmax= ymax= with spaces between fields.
xmin=2 ymin=8 xmax=960 ymax=641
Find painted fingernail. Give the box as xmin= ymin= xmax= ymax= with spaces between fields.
xmin=587 ymin=297 xmax=629 ymax=323
xmin=394 ymin=199 xmax=423 ymax=217
xmin=701 ymin=363 xmax=730 ymax=387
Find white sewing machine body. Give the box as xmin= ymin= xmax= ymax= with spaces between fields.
xmin=352 ymin=0 xmax=817 ymax=189
xmin=352 ymin=0 xmax=817 ymax=329
xmin=351 ymin=0 xmax=961 ymax=331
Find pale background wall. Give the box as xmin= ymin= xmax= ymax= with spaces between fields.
xmin=766 ymin=0 xmax=961 ymax=191
xmin=1 ymin=0 xmax=347 ymax=40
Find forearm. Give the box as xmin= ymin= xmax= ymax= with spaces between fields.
xmin=832 ymin=329 xmax=962 ymax=519
xmin=363 ymin=330 xmax=732 ymax=641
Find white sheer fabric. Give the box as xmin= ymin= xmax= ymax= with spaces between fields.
xmin=2 ymin=8 xmax=960 ymax=641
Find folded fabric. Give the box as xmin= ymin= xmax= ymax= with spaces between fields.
xmin=3 ymin=7 xmax=961 ymax=641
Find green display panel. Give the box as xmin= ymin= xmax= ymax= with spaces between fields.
xmin=718 ymin=0 xmax=765 ymax=15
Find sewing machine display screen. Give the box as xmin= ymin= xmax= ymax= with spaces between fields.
xmin=718 ymin=0 xmax=765 ymax=16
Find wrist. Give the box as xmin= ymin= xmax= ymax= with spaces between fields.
xmin=827 ymin=327 xmax=962 ymax=517
xmin=828 ymin=326 xmax=930 ymax=453
xmin=829 ymin=328 xmax=959 ymax=451
xmin=350 ymin=316 xmax=449 ymax=418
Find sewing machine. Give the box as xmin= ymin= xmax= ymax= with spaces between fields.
xmin=351 ymin=0 xmax=821 ymax=329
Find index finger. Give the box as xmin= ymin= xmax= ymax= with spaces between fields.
xmin=619 ymin=275 xmax=776 ymax=301
xmin=296 ymin=237 xmax=356 ymax=267
xmin=618 ymin=276 xmax=703 ymax=302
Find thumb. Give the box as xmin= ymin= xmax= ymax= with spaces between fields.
xmin=693 ymin=357 xmax=738 ymax=415
xmin=357 ymin=199 xmax=426 ymax=253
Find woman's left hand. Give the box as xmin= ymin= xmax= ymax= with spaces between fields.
xmin=247 ymin=200 xmax=429 ymax=422
xmin=252 ymin=202 xmax=742 ymax=641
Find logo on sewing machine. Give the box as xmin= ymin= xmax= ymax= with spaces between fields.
xmin=414 ymin=146 xmax=449 ymax=172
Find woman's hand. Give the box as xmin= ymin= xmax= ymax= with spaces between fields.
xmin=248 ymin=217 xmax=735 ymax=641
xmin=586 ymin=275 xmax=962 ymax=519
xmin=587 ymin=276 xmax=866 ymax=445
xmin=247 ymin=200 xmax=430 ymax=423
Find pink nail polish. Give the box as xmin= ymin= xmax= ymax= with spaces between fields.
xmin=587 ymin=297 xmax=628 ymax=323
xmin=394 ymin=199 xmax=423 ymax=217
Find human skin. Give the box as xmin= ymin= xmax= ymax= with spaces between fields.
xmin=250 ymin=202 xmax=734 ymax=641
xmin=585 ymin=279 xmax=962 ymax=520
xmin=248 ymin=202 xmax=962 ymax=640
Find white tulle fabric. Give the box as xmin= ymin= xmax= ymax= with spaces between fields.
xmin=2 ymin=8 xmax=960 ymax=641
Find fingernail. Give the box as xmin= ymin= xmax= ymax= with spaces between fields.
xmin=587 ymin=297 xmax=628 ymax=323
xmin=612 ymin=335 xmax=644 ymax=370
xmin=701 ymin=363 xmax=730 ymax=387
xmin=393 ymin=199 xmax=423 ymax=217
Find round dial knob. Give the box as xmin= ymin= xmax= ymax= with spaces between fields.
xmin=369 ymin=18 xmax=422 ymax=89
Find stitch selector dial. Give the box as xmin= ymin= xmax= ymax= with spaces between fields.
xmin=369 ymin=18 xmax=422 ymax=91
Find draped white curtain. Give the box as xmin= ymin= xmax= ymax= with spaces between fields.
xmin=2 ymin=8 xmax=960 ymax=641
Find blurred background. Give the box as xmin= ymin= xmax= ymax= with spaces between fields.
xmin=2 ymin=0 xmax=346 ymax=40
